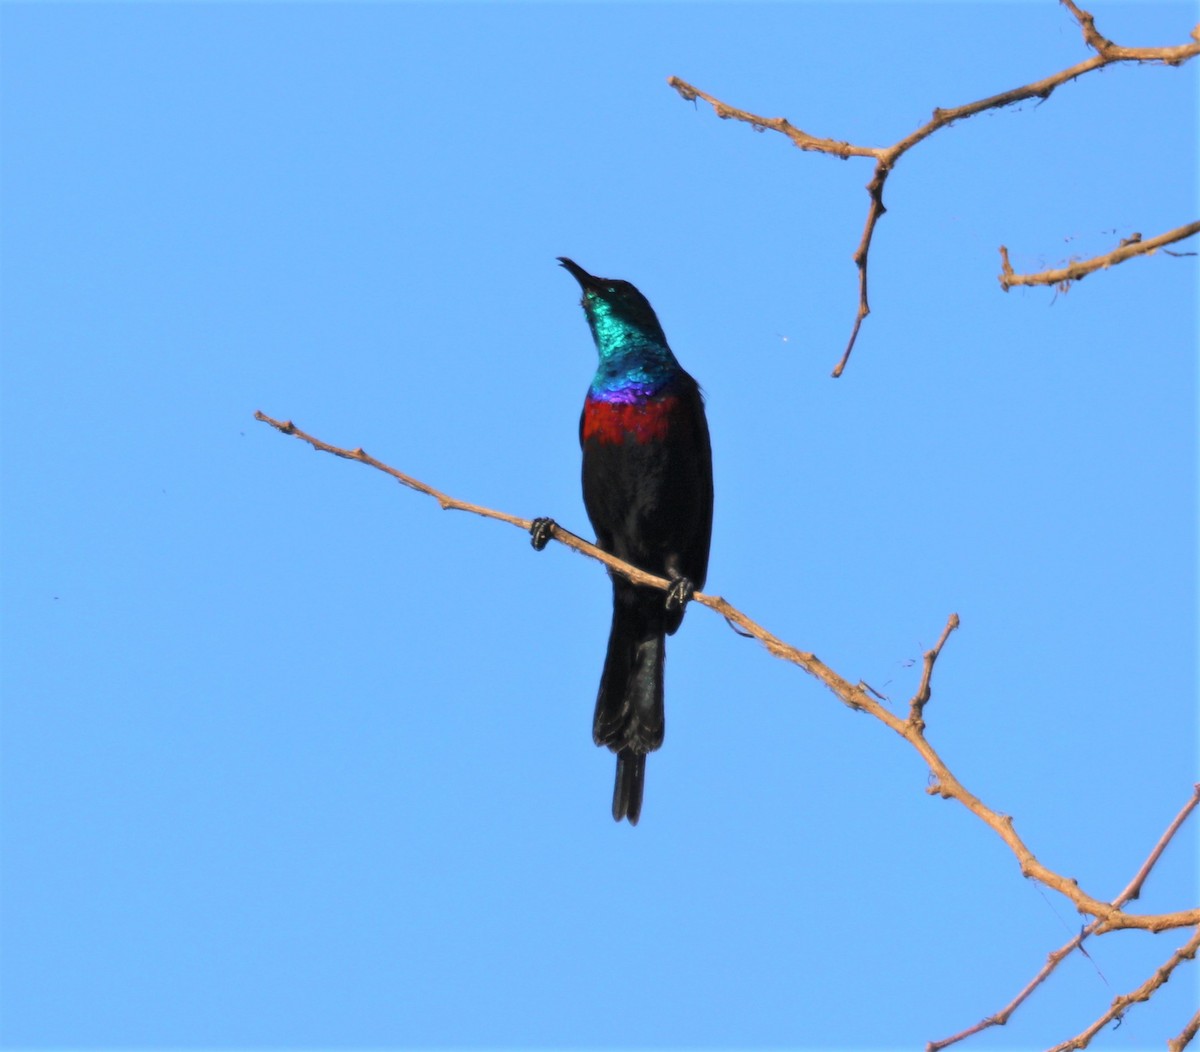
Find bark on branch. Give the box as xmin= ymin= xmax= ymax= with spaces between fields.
xmin=255 ymin=408 xmax=1199 ymax=941
xmin=1047 ymin=927 xmax=1200 ymax=1052
xmin=929 ymin=784 xmax=1200 ymax=1050
xmin=999 ymin=222 xmax=1200 ymax=290
xmin=668 ymin=1 xmax=1200 ymax=376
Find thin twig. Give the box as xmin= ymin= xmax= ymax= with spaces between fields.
xmin=1169 ymin=1007 xmax=1200 ymax=1052
xmin=256 ymin=410 xmax=1200 ymax=935
xmin=1114 ymin=783 xmax=1200 ymax=905
xmin=999 ymin=222 xmax=1200 ymax=290
xmin=667 ymin=2 xmax=1200 ymax=376
xmin=1046 ymin=927 xmax=1200 ymax=1052
xmin=928 ymin=784 xmax=1200 ymax=1051
xmin=908 ymin=613 xmax=960 ymax=729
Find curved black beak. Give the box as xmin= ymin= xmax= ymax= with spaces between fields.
xmin=557 ymin=256 xmax=599 ymax=291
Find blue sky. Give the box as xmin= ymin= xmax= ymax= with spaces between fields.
xmin=1 ymin=3 xmax=1196 ymax=1050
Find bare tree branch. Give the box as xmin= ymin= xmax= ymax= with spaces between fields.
xmin=907 ymin=613 xmax=960 ymax=730
xmin=255 ymin=409 xmax=1199 ymax=936
xmin=999 ymin=222 xmax=1200 ymax=291
xmin=1061 ymin=0 xmax=1200 ymax=65
xmin=1115 ymin=783 xmax=1200 ymax=905
xmin=928 ymin=783 xmax=1200 ymax=1050
xmin=1046 ymin=927 xmax=1200 ymax=1052
xmin=1170 ymin=1007 xmax=1200 ymax=1052
xmin=668 ymin=2 xmax=1200 ymax=376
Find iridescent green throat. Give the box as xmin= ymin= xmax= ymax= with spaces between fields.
xmin=586 ymin=293 xmax=678 ymax=401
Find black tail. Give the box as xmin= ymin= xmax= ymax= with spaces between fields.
xmin=612 ymin=749 xmax=646 ymax=825
xmin=594 ymin=593 xmax=664 ymax=825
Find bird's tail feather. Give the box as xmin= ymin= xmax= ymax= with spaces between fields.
xmin=612 ymin=749 xmax=646 ymax=824
xmin=594 ymin=599 xmax=664 ymax=825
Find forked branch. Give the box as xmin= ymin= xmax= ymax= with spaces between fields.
xmin=928 ymin=783 xmax=1200 ymax=1050
xmin=1047 ymin=927 xmax=1200 ymax=1052
xmin=668 ymin=1 xmax=1199 ymax=376
xmin=256 ymin=409 xmax=1199 ymax=939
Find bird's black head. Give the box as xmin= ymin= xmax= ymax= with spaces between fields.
xmin=557 ymin=257 xmax=667 ymax=345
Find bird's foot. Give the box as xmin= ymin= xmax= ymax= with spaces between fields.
xmin=529 ymin=517 xmax=557 ymax=551
xmin=665 ymin=575 xmax=695 ymax=612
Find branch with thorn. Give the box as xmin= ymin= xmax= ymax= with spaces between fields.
xmin=1047 ymin=927 xmax=1200 ymax=1052
xmin=929 ymin=784 xmax=1200 ymax=1050
xmin=255 ymin=409 xmax=1199 ymax=942
xmin=668 ymin=0 xmax=1199 ymax=376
